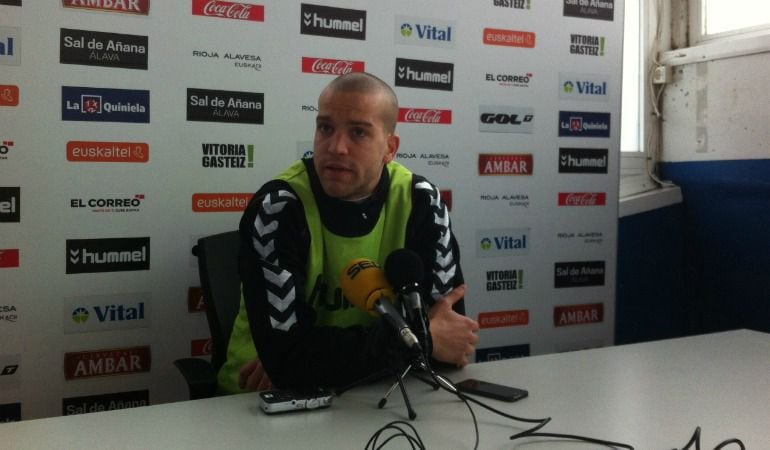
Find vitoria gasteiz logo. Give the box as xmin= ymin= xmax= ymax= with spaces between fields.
xmin=60 ymin=28 xmax=148 ymax=70
xmin=64 ymin=346 xmax=151 ymax=380
xmin=558 ymin=111 xmax=610 ymax=137
xmin=187 ymin=88 xmax=264 ymax=124
xmin=395 ymin=58 xmax=454 ymax=91
xmin=301 ymin=3 xmax=366 ymax=40
xmin=62 ymin=86 xmax=150 ymax=123
xmin=563 ymin=0 xmax=614 ymax=21
xmin=192 ymin=0 xmax=264 ymax=22
xmin=66 ymin=237 xmax=150 ymax=274
xmin=62 ymin=0 xmax=150 ymax=15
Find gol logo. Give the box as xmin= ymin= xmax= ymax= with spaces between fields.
xmin=0 ymin=85 xmax=19 ymax=106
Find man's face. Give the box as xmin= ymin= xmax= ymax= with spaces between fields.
xmin=313 ymin=89 xmax=399 ymax=201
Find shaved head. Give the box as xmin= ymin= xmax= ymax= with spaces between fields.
xmin=320 ymin=72 xmax=399 ymax=133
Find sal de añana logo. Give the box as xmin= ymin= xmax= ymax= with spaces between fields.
xmin=563 ymin=0 xmax=614 ymax=21
xmin=63 ymin=389 xmax=149 ymax=416
xmin=300 ymin=3 xmax=366 ymax=40
xmin=187 ymin=88 xmax=263 ymax=124
xmin=554 ymin=260 xmax=605 ymax=288
xmin=64 ymin=346 xmax=151 ymax=380
xmin=66 ymin=237 xmax=150 ymax=274
xmin=60 ymin=28 xmax=148 ymax=70
xmin=62 ymin=86 xmax=150 ymax=123
xmin=62 ymin=0 xmax=150 ymax=15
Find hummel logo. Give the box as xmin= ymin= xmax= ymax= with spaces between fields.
xmin=70 ymin=249 xmax=80 ymax=264
xmin=303 ymin=12 xmax=312 ymax=26
xmin=397 ymin=66 xmax=405 ymax=78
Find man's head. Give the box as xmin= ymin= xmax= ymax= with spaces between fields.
xmin=313 ymin=72 xmax=400 ymax=201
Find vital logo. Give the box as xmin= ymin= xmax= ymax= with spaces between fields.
xmin=398 ymin=108 xmax=452 ymax=125
xmin=192 ymin=0 xmax=264 ymax=22
xmin=570 ymin=33 xmax=606 ymax=56
xmin=0 ymin=249 xmax=19 ymax=268
xmin=554 ymin=261 xmax=605 ymax=288
xmin=476 ymin=343 xmax=530 ymax=361
xmin=0 ymin=26 xmax=20 ymax=66
xmin=0 ymin=402 xmax=21 ymax=423
xmin=478 ymin=310 xmax=529 ymax=329
xmin=477 ymin=228 xmax=529 ymax=257
xmin=187 ymin=287 xmax=206 ymax=313
xmin=559 ymin=148 xmax=608 ymax=174
xmin=493 ymin=0 xmax=531 ymax=9
xmin=0 ymin=304 xmax=18 ymax=323
xmin=0 ymin=187 xmax=20 ymax=222
xmin=62 ymin=0 xmax=150 ymax=15
xmin=301 ymin=57 xmax=365 ymax=75
xmin=201 ymin=143 xmax=254 ymax=168
xmin=66 ymin=237 xmax=150 ymax=274
xmin=483 ymin=28 xmax=535 ymax=48
xmin=64 ymin=293 xmax=150 ymax=333
xmin=395 ymin=58 xmax=454 ymax=91
xmin=70 ymin=194 xmax=144 ymax=213
xmin=564 ymin=0 xmax=614 ymax=21
xmin=558 ymin=192 xmax=606 ymax=206
xmin=62 ymin=86 xmax=150 ymax=123
xmin=480 ymin=192 xmax=530 ymax=208
xmin=558 ymin=111 xmax=610 ymax=137
xmin=0 ymin=140 xmax=15 ymax=160
xmin=191 ymin=338 xmax=213 ymax=357
xmin=63 ymin=390 xmax=149 ymax=416
xmin=559 ymin=73 xmax=608 ymax=101
xmin=478 ymin=154 xmax=533 ymax=176
xmin=67 ymin=141 xmax=149 ymax=163
xmin=187 ymin=88 xmax=263 ymax=124
xmin=192 ymin=193 xmax=252 ymax=212
xmin=60 ymin=28 xmax=148 ymax=70
xmin=554 ymin=302 xmax=604 ymax=327
xmin=301 ymin=3 xmax=366 ymax=40
xmin=479 ymin=106 xmax=534 ymax=133
xmin=485 ymin=72 xmax=533 ymax=88
xmin=192 ymin=49 xmax=263 ymax=71
xmin=395 ymin=16 xmax=455 ymax=48
xmin=64 ymin=346 xmax=151 ymax=380
xmin=486 ymin=269 xmax=524 ymax=291
xmin=0 ymin=85 xmax=19 ymax=106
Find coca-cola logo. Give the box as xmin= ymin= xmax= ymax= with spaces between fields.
xmin=192 ymin=0 xmax=264 ymax=22
xmin=398 ymin=108 xmax=452 ymax=124
xmin=301 ymin=57 xmax=365 ymax=75
xmin=558 ymin=192 xmax=607 ymax=206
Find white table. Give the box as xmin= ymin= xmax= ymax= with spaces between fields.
xmin=6 ymin=330 xmax=770 ymax=449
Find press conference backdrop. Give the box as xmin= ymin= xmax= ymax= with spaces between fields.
xmin=0 ymin=0 xmax=623 ymax=420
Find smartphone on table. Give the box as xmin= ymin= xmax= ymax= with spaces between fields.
xmin=455 ymin=378 xmax=528 ymax=402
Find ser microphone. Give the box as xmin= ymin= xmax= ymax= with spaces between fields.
xmin=384 ymin=249 xmax=431 ymax=352
xmin=340 ymin=258 xmax=422 ymax=354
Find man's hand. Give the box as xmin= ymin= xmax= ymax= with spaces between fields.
xmin=427 ymin=284 xmax=480 ymax=367
xmin=238 ymin=358 xmax=273 ymax=391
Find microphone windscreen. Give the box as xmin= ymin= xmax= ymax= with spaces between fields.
xmin=340 ymin=258 xmax=395 ymax=312
xmin=384 ymin=249 xmax=424 ymax=289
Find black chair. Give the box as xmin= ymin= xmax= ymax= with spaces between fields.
xmin=174 ymin=230 xmax=242 ymax=399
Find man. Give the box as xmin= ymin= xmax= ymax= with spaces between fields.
xmin=218 ymin=72 xmax=479 ymax=393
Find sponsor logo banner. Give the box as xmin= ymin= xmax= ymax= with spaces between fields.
xmin=64 ymin=292 xmax=150 ymax=333
xmin=570 ymin=33 xmax=606 ymax=56
xmin=0 ymin=26 xmax=20 ymax=66
xmin=559 ymin=72 xmax=608 ymax=101
xmin=0 ymin=402 xmax=21 ymax=422
xmin=492 ymin=0 xmax=530 ymax=9
xmin=0 ymin=139 xmax=15 ymax=160
xmin=395 ymin=58 xmax=453 ymax=91
xmin=0 ymin=304 xmax=18 ymax=323
xmin=554 ymin=261 xmax=605 ymax=288
xmin=64 ymin=346 xmax=151 ymax=380
xmin=0 ymin=354 xmax=20 ymax=389
xmin=479 ymin=106 xmax=534 ymax=133
xmin=486 ymin=269 xmax=524 ymax=291
xmin=478 ymin=154 xmax=533 ymax=176
xmin=396 ymin=152 xmax=451 ymax=168
xmin=60 ymin=28 xmax=148 ymax=70
xmin=66 ymin=237 xmax=150 ymax=274
xmin=187 ymin=88 xmax=263 ymax=124
xmin=201 ymin=143 xmax=253 ymax=168
xmin=479 ymin=310 xmax=529 ymax=329
xmin=483 ymin=28 xmax=535 ymax=48
xmin=476 ymin=343 xmax=530 ymax=361
xmin=0 ymin=85 xmax=19 ymax=106
xmin=192 ymin=193 xmax=252 ymax=212
xmin=554 ymin=302 xmax=604 ymax=327
xmin=440 ymin=189 xmax=452 ymax=211
xmin=395 ymin=15 xmax=455 ymax=48
xmin=187 ymin=287 xmax=206 ymax=312
xmin=558 ymin=192 xmax=606 ymax=206
xmin=192 ymin=49 xmax=263 ymax=71
xmin=62 ymin=86 xmax=150 ymax=123
xmin=0 ymin=187 xmax=20 ymax=222
xmin=0 ymin=1 xmax=22 ymax=6
xmin=480 ymin=192 xmax=530 ymax=208
xmin=192 ymin=0 xmax=264 ymax=21
xmin=398 ymin=107 xmax=452 ymax=125
xmin=63 ymin=389 xmax=149 ymax=416
xmin=485 ymin=71 xmax=533 ymax=88
xmin=67 ymin=141 xmax=149 ymax=163
xmin=300 ymin=3 xmax=366 ymax=40
xmin=191 ymin=338 xmax=213 ymax=356
xmin=62 ymin=0 xmax=150 ymax=15
xmin=559 ymin=148 xmax=608 ymax=173
xmin=564 ymin=0 xmax=614 ymax=21
xmin=0 ymin=249 xmax=19 ymax=268
xmin=70 ymin=194 xmax=144 ymax=213
xmin=301 ymin=56 xmax=365 ymax=76
xmin=557 ymin=230 xmax=605 ymax=245
xmin=477 ymin=228 xmax=529 ymax=257
xmin=558 ymin=111 xmax=610 ymax=137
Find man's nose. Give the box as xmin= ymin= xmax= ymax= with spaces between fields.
xmin=328 ymin=131 xmax=349 ymax=155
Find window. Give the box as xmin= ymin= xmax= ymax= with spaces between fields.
xmin=695 ymin=0 xmax=770 ymax=42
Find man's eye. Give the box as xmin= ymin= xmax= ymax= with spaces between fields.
xmin=317 ymin=124 xmax=332 ymax=134
xmin=351 ymin=128 xmax=366 ymax=138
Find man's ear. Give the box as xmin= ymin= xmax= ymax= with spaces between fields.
xmin=385 ymin=133 xmax=400 ymax=163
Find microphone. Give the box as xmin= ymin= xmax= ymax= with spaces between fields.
xmin=340 ymin=258 xmax=422 ymax=354
xmin=384 ymin=249 xmax=431 ymax=353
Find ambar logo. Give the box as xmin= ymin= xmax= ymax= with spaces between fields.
xmin=62 ymin=0 xmax=150 ymax=15
xmin=66 ymin=237 xmax=150 ymax=274
xmin=398 ymin=108 xmax=452 ymax=124
xmin=192 ymin=193 xmax=252 ymax=212
xmin=0 ymin=85 xmax=19 ymax=106
xmin=64 ymin=346 xmax=151 ymax=380
xmin=67 ymin=141 xmax=149 ymax=163
xmin=301 ymin=57 xmax=365 ymax=75
xmin=554 ymin=302 xmax=604 ymax=327
xmin=483 ymin=28 xmax=535 ymax=48
xmin=0 ymin=249 xmax=19 ymax=268
xmin=478 ymin=154 xmax=533 ymax=175
xmin=192 ymin=0 xmax=264 ymax=22
xmin=478 ymin=310 xmax=529 ymax=329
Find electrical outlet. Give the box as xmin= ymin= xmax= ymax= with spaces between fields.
xmin=652 ymin=65 xmax=671 ymax=84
